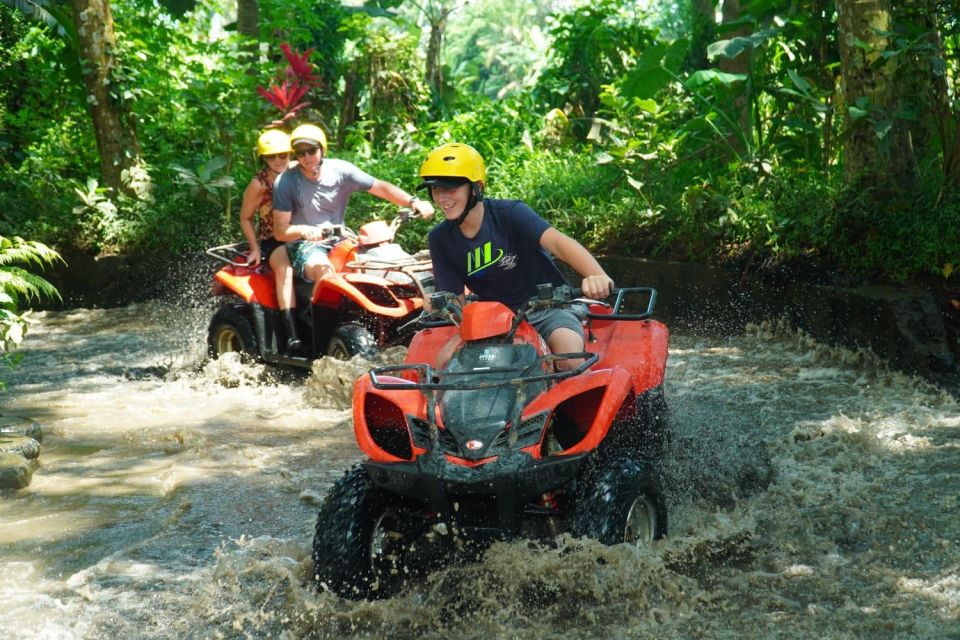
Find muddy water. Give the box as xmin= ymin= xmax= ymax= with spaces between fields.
xmin=1 ymin=305 xmax=957 ymax=639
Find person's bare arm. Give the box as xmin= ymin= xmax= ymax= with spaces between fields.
xmin=273 ymin=210 xmax=327 ymax=242
xmin=368 ymin=179 xmax=435 ymax=219
xmin=540 ymin=227 xmax=614 ymax=299
xmin=239 ymin=178 xmax=264 ymax=264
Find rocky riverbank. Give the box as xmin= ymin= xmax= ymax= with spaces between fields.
xmin=0 ymin=421 xmax=43 ymax=489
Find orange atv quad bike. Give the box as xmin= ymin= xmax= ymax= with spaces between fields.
xmin=312 ymin=283 xmax=670 ymax=599
xmin=205 ymin=210 xmax=434 ymax=367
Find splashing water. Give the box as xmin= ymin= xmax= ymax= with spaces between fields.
xmin=0 ymin=307 xmax=957 ymax=639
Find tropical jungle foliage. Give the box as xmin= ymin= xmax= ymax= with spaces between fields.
xmin=1 ymin=0 xmax=958 ymax=287
xmin=0 ymin=235 xmax=60 ymax=386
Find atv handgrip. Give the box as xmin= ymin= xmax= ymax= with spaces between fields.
xmin=369 ymin=352 xmax=599 ymax=391
xmin=585 ymin=286 xmax=657 ymax=320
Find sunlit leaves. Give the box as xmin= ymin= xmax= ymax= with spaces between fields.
xmin=0 ymin=234 xmax=60 ymax=383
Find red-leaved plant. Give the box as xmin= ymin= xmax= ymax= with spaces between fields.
xmin=257 ymin=43 xmax=320 ymax=126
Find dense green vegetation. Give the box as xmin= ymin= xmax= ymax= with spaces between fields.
xmin=1 ymin=0 xmax=958 ymax=288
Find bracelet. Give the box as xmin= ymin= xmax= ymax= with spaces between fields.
xmin=409 ymin=196 xmax=420 ymax=207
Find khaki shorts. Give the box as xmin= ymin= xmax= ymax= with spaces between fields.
xmin=526 ymin=305 xmax=585 ymax=341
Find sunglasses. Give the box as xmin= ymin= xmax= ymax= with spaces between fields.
xmin=263 ymin=153 xmax=289 ymax=161
xmin=294 ymin=146 xmax=320 ymax=158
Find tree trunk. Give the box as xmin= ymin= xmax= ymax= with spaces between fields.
xmin=836 ymin=0 xmax=917 ymax=192
xmin=425 ymin=17 xmax=445 ymax=99
xmin=337 ymin=62 xmax=360 ymax=147
xmin=718 ymin=0 xmax=750 ymax=153
xmin=892 ymin=1 xmax=959 ymax=187
xmin=69 ymin=0 xmax=142 ymax=196
xmin=237 ymin=0 xmax=259 ymax=72
xmin=687 ymin=0 xmax=717 ymax=71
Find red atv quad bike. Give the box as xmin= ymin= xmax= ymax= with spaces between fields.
xmin=312 ymin=283 xmax=670 ymax=599
xmin=205 ymin=211 xmax=434 ymax=367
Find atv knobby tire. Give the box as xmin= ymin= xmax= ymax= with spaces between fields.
xmin=326 ymin=323 xmax=377 ymax=361
xmin=312 ymin=464 xmax=410 ymax=600
xmin=571 ymin=455 xmax=668 ymax=546
xmin=208 ymin=304 xmax=257 ymax=360
xmin=635 ymin=385 xmax=670 ymax=460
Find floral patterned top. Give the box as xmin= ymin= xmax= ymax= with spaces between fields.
xmin=255 ymin=168 xmax=275 ymax=241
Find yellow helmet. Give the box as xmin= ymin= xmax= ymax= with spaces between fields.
xmin=256 ymin=129 xmax=291 ymax=156
xmin=290 ymin=124 xmax=328 ymax=152
xmin=418 ymin=143 xmax=486 ymax=189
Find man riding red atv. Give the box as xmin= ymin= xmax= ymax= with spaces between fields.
xmin=312 ymin=283 xmax=670 ymax=599
xmin=205 ymin=211 xmax=434 ymax=367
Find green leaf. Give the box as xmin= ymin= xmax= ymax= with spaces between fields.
xmin=685 ymin=69 xmax=747 ymax=89
xmin=873 ymin=119 xmax=892 ymax=139
xmin=620 ymin=39 xmax=689 ymax=100
xmin=848 ymin=105 xmax=869 ymax=120
xmin=707 ymin=29 xmax=778 ymax=61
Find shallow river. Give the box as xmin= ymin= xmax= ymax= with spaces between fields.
xmin=1 ymin=302 xmax=958 ymax=639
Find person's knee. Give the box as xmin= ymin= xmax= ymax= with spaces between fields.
xmin=547 ymin=327 xmax=586 ymax=371
xmin=306 ymin=261 xmax=332 ymax=282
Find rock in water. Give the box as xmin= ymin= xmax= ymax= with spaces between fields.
xmin=0 ymin=452 xmax=38 ymax=490
xmin=0 ymin=436 xmax=41 ymax=459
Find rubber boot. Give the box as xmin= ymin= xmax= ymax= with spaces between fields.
xmin=280 ymin=308 xmax=303 ymax=354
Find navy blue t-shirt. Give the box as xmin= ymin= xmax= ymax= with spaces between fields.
xmin=428 ymin=199 xmax=566 ymax=310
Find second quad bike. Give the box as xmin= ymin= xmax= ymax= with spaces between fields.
xmin=312 ymin=283 xmax=670 ymax=599
xmin=205 ymin=210 xmax=434 ymax=367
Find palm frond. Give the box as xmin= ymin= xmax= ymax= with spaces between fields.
xmin=0 ymin=267 xmax=61 ymax=303
xmin=0 ymin=236 xmax=63 ymax=268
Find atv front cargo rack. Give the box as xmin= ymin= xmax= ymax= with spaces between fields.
xmin=368 ymin=351 xmax=598 ymax=392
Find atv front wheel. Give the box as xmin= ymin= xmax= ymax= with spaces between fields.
xmin=571 ymin=455 xmax=667 ymax=546
xmin=208 ymin=305 xmax=257 ymax=360
xmin=325 ymin=323 xmax=377 ymax=361
xmin=312 ymin=464 xmax=413 ymax=599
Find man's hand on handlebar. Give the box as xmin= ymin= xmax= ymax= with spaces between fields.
xmin=581 ymin=274 xmax=614 ymax=300
xmin=410 ymin=197 xmax=435 ymax=220
xmin=300 ymin=222 xmax=339 ymax=242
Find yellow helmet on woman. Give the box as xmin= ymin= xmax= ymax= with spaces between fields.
xmin=290 ymin=124 xmax=328 ymax=152
xmin=418 ymin=142 xmax=486 ymax=188
xmin=256 ymin=129 xmax=291 ymax=156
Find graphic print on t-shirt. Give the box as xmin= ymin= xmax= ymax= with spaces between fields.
xmin=466 ymin=241 xmax=504 ymax=275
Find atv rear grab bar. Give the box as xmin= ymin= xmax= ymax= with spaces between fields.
xmin=586 ymin=286 xmax=658 ymax=320
xmin=369 ymin=352 xmax=599 ymax=391
xmin=205 ymin=242 xmax=251 ymax=266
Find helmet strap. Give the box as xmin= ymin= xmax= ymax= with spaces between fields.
xmin=455 ymin=183 xmax=484 ymax=226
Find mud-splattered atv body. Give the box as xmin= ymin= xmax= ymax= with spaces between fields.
xmin=312 ymin=283 xmax=670 ymax=599
xmin=205 ymin=212 xmax=434 ymax=368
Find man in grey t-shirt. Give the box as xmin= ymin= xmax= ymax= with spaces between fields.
xmin=272 ymin=123 xmax=434 ymax=287
xmin=267 ymin=123 xmax=433 ymax=354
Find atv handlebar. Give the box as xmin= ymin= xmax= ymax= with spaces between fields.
xmin=411 ymin=283 xmax=658 ymax=332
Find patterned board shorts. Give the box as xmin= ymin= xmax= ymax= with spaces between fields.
xmin=287 ymin=240 xmax=331 ymax=281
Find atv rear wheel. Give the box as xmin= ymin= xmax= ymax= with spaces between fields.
xmin=312 ymin=464 xmax=413 ymax=600
xmin=208 ymin=305 xmax=257 ymax=360
xmin=571 ymin=455 xmax=667 ymax=546
xmin=325 ymin=323 xmax=377 ymax=361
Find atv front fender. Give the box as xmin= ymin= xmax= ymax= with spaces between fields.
xmin=353 ymin=373 xmax=429 ymax=463
xmin=524 ymin=366 xmax=636 ymax=457
xmin=213 ymin=269 xmax=278 ymax=309
xmin=312 ymin=273 xmax=420 ymax=318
